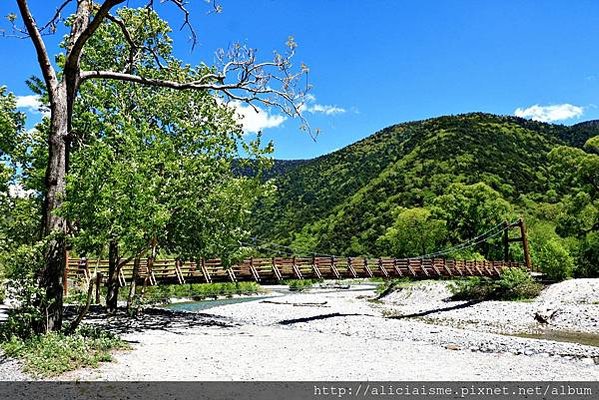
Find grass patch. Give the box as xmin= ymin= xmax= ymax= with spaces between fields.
xmin=449 ymin=268 xmax=542 ymax=301
xmin=141 ymin=281 xmax=263 ymax=304
xmin=285 ymin=279 xmax=321 ymax=291
xmin=1 ymin=325 xmax=129 ymax=377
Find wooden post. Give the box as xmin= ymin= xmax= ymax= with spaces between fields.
xmin=518 ymin=218 xmax=532 ymax=271
xmin=330 ymin=256 xmax=340 ymax=279
xmin=312 ymin=255 xmax=322 ymax=279
xmin=200 ymin=258 xmax=212 ymax=283
xmin=95 ymin=272 xmax=102 ymax=304
xmin=82 ymin=258 xmax=90 ymax=283
xmin=378 ymin=258 xmax=389 ymax=278
xmin=63 ymin=251 xmax=70 ymax=295
xmin=392 ymin=258 xmax=403 ymax=277
xmin=503 ymin=220 xmax=510 ymax=262
xmin=406 ymin=259 xmax=417 ymax=277
xmin=227 ymin=266 xmax=237 ymax=282
xmin=292 ymin=256 xmax=303 ymax=279
xmin=175 ymin=259 xmax=185 ymax=284
xmin=249 ymin=257 xmax=261 ymax=282
xmin=347 ymin=257 xmax=358 ymax=278
xmin=271 ymin=257 xmax=282 ymax=281
xmin=363 ymin=258 xmax=373 ymax=278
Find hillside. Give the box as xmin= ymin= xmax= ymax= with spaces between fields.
xmin=253 ymin=113 xmax=599 ymax=256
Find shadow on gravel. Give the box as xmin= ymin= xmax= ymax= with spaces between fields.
xmin=65 ymin=305 xmax=238 ymax=335
xmin=278 ymin=312 xmax=371 ymax=325
xmin=386 ymin=300 xmax=484 ymax=319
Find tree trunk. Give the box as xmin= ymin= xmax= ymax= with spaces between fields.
xmin=37 ymin=88 xmax=70 ymax=332
xmin=126 ymin=256 xmax=140 ymax=314
xmin=106 ymin=240 xmax=120 ymax=312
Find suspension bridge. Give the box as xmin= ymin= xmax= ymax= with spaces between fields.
xmin=64 ymin=219 xmax=534 ymax=293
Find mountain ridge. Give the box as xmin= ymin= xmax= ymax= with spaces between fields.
xmin=252 ymin=112 xmax=599 ymax=256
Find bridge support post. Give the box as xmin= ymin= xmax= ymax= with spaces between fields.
xmin=518 ymin=218 xmax=532 ymax=271
xmin=503 ymin=220 xmax=510 ymax=262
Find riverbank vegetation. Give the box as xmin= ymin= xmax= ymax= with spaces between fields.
xmin=0 ymin=326 xmax=127 ymax=377
xmin=448 ymin=268 xmax=543 ymax=301
xmin=286 ymin=279 xmax=322 ymax=291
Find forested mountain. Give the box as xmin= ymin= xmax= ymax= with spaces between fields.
xmin=252 ymin=113 xmax=599 ymax=277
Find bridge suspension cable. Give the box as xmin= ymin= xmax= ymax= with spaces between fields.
xmin=416 ymin=220 xmax=514 ymax=260
xmin=242 ymin=219 xmax=519 ymax=261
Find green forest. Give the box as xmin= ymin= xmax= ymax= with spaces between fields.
xmin=252 ymin=113 xmax=599 ymax=280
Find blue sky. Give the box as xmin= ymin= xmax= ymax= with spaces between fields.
xmin=1 ymin=1 xmax=599 ymax=159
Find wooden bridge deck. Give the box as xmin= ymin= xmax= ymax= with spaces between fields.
xmin=65 ymin=255 xmax=526 ymax=288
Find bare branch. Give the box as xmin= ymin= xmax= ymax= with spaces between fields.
xmin=105 ymin=13 xmax=167 ymax=72
xmin=80 ymin=35 xmax=314 ymax=138
xmin=15 ymin=0 xmax=59 ymax=93
xmin=80 ymin=69 xmax=237 ymax=90
xmin=40 ymin=0 xmax=75 ymax=34
xmin=104 ymin=13 xmax=137 ymax=72
xmin=168 ymin=0 xmax=197 ymax=49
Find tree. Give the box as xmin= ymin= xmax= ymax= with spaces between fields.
xmin=0 ymin=87 xmax=39 ymax=264
xmin=549 ymin=143 xmax=599 ymax=276
xmin=7 ymin=0 xmax=310 ymax=331
xmin=54 ymin=8 xmax=270 ymax=311
xmin=431 ymin=182 xmax=512 ymax=258
xmin=376 ymin=208 xmax=447 ymax=257
xmin=584 ymin=135 xmax=599 ymax=155
xmin=523 ymin=221 xmax=574 ymax=281
xmin=62 ymin=11 xmax=272 ymax=310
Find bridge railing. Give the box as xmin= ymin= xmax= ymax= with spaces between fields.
xmin=65 ymin=254 xmax=527 ymax=292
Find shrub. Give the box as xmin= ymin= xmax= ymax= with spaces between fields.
xmin=0 ymin=243 xmax=47 ymax=339
xmin=449 ymin=268 xmax=542 ymax=301
xmin=287 ymin=279 xmax=320 ymax=291
xmin=495 ymin=268 xmax=543 ymax=300
xmin=527 ymin=221 xmax=575 ymax=281
xmin=577 ymin=232 xmax=599 ymax=278
xmin=448 ymin=277 xmax=495 ymax=300
xmin=535 ymin=238 xmax=575 ymax=281
xmin=1 ymin=325 xmax=128 ymax=377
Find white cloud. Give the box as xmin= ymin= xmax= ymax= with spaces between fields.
xmin=229 ymin=101 xmax=287 ymax=134
xmin=514 ymin=103 xmax=584 ymax=122
xmin=16 ymin=95 xmax=42 ymax=112
xmin=302 ymin=104 xmax=346 ymax=115
xmin=299 ymin=94 xmax=346 ymax=116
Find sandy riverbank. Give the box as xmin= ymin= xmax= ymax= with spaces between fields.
xmin=47 ymin=279 xmax=599 ymax=381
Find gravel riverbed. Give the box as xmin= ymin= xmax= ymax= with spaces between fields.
xmin=2 ymin=279 xmax=599 ymax=380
